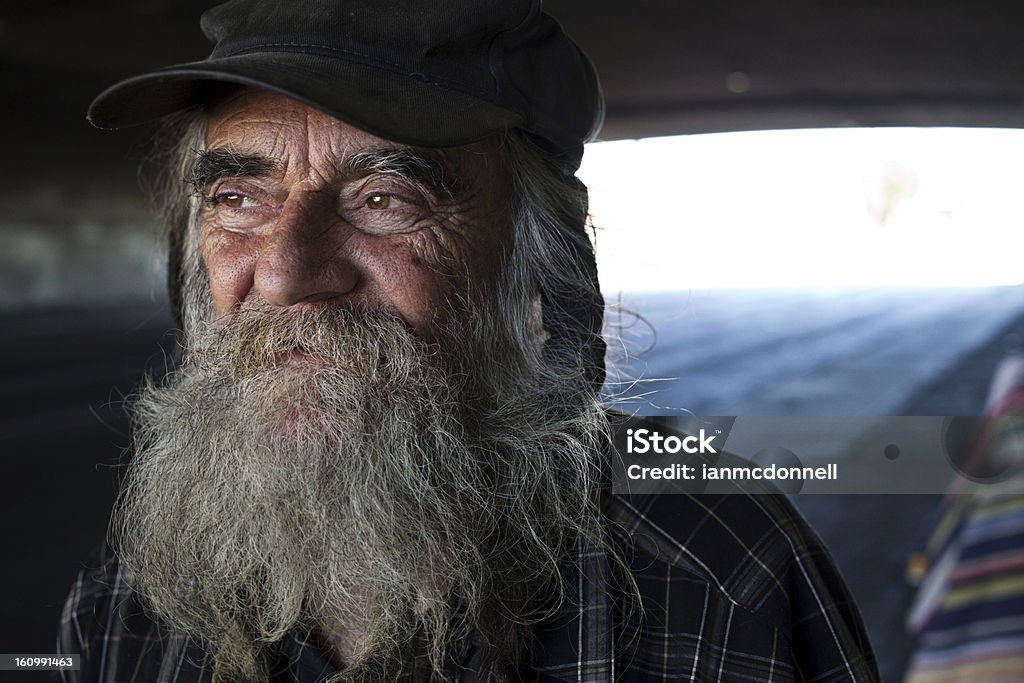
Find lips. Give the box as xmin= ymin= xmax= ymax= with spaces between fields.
xmin=277 ymin=346 xmax=326 ymax=367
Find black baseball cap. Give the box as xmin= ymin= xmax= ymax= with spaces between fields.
xmin=88 ymin=0 xmax=604 ymax=169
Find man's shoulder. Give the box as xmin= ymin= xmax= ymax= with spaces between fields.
xmin=604 ymin=489 xmax=827 ymax=615
xmin=61 ymin=545 xmax=140 ymax=645
xmin=601 ymin=411 xmax=844 ymax=616
xmin=57 ymin=547 xmax=211 ymax=683
xmin=599 ymin=489 xmax=880 ymax=681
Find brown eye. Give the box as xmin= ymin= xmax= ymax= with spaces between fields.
xmin=222 ymin=193 xmax=244 ymax=208
xmin=212 ymin=192 xmax=255 ymax=209
xmin=365 ymin=194 xmax=392 ymax=210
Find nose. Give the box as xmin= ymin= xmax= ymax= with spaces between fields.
xmin=253 ymin=194 xmax=359 ymax=307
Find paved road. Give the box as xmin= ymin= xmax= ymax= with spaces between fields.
xmin=4 ymin=286 xmax=1024 ymax=681
xmin=607 ymin=285 xmax=1024 ymax=415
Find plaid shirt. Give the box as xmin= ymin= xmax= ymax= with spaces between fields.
xmin=57 ymin=487 xmax=879 ymax=682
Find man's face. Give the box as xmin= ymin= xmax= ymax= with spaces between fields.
xmin=197 ymin=87 xmax=510 ymax=340
xmin=116 ymin=89 xmax=605 ymax=679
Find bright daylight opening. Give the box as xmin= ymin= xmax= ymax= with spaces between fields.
xmin=579 ymin=128 xmax=1024 ymax=292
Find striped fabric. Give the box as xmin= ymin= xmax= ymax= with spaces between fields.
xmin=57 ymin=486 xmax=879 ymax=682
xmin=905 ymin=390 xmax=1024 ymax=683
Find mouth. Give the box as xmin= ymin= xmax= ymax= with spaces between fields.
xmin=277 ymin=346 xmax=328 ymax=368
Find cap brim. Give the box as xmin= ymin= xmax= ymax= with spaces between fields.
xmin=87 ymin=52 xmax=522 ymax=148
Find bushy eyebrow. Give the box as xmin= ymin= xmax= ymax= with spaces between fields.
xmin=190 ymin=148 xmax=279 ymax=195
xmin=189 ymin=146 xmax=459 ymax=200
xmin=344 ymin=147 xmax=459 ymax=201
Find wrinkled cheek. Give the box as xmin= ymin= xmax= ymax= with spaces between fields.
xmin=200 ymin=231 xmax=260 ymax=316
xmin=385 ymin=244 xmax=463 ymax=340
xmin=417 ymin=230 xmax=506 ymax=320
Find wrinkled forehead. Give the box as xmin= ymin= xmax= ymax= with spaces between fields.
xmin=200 ymin=86 xmax=511 ymax=198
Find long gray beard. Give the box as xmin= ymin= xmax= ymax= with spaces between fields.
xmin=113 ymin=302 xmax=606 ymax=682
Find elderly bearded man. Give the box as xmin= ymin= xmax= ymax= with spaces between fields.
xmin=57 ymin=1 xmax=880 ymax=681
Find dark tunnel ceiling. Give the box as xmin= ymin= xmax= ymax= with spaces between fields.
xmin=3 ymin=0 xmax=1024 ymax=144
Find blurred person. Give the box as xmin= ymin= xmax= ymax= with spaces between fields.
xmin=905 ymin=352 xmax=1024 ymax=682
xmin=57 ymin=1 xmax=879 ymax=681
